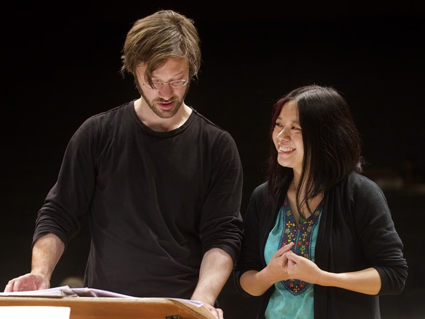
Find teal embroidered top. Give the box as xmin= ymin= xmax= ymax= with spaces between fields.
xmin=264 ymin=195 xmax=323 ymax=319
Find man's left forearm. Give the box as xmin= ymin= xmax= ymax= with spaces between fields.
xmin=191 ymin=247 xmax=233 ymax=305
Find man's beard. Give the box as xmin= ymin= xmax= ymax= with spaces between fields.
xmin=137 ymin=81 xmax=190 ymax=119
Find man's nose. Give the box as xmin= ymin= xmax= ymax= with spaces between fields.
xmin=158 ymin=83 xmax=174 ymax=99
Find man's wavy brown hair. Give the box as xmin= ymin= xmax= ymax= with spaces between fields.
xmin=121 ymin=10 xmax=201 ymax=87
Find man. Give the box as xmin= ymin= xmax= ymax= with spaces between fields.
xmin=5 ymin=10 xmax=243 ymax=319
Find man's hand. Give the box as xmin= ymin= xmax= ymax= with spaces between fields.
xmin=4 ymin=273 xmax=50 ymax=292
xmin=197 ymin=302 xmax=224 ymax=319
xmin=4 ymin=233 xmax=64 ymax=293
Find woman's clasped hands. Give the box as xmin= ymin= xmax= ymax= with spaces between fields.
xmin=265 ymin=241 xmax=322 ymax=286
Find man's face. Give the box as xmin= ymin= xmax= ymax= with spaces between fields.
xmin=135 ymin=57 xmax=190 ymax=119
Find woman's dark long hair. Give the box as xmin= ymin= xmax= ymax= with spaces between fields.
xmin=267 ymin=85 xmax=363 ymax=213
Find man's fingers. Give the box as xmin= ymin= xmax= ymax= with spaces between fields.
xmin=205 ymin=305 xmax=224 ymax=319
xmin=4 ymin=281 xmax=14 ymax=292
xmin=14 ymin=280 xmax=23 ymax=292
xmin=215 ymin=307 xmax=224 ymax=319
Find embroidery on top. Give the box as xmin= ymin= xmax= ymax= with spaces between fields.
xmin=279 ymin=196 xmax=323 ymax=295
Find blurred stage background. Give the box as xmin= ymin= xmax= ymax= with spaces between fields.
xmin=1 ymin=1 xmax=424 ymax=318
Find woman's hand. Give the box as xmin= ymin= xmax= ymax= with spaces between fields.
xmin=286 ymin=251 xmax=322 ymax=284
xmin=286 ymin=252 xmax=381 ymax=294
xmin=239 ymin=242 xmax=295 ymax=296
xmin=264 ymin=242 xmax=295 ymax=283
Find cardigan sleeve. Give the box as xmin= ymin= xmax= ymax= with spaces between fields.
xmin=350 ymin=174 xmax=408 ymax=295
xmin=233 ymin=183 xmax=269 ymax=297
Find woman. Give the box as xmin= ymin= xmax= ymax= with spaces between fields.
xmin=234 ymin=85 xmax=407 ymax=318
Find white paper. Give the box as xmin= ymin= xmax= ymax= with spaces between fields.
xmin=0 ymin=286 xmax=75 ymax=297
xmin=169 ymin=298 xmax=204 ymax=307
xmin=0 ymin=306 xmax=70 ymax=319
xmin=71 ymin=287 xmax=137 ymax=298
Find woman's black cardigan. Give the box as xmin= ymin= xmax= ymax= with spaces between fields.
xmin=234 ymin=172 xmax=408 ymax=319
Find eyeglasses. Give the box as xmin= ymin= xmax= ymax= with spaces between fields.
xmin=142 ymin=79 xmax=189 ymax=90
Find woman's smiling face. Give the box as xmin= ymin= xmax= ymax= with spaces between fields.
xmin=272 ymin=100 xmax=304 ymax=175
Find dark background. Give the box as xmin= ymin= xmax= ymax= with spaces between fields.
xmin=1 ymin=1 xmax=424 ymax=318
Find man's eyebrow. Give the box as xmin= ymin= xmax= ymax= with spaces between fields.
xmin=152 ymin=70 xmax=186 ymax=79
